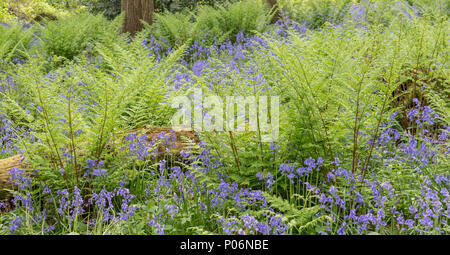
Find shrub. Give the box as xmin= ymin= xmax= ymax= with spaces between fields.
xmin=41 ymin=12 xmax=118 ymax=60
xmin=4 ymin=0 xmax=68 ymax=22
xmin=278 ymin=0 xmax=354 ymax=29
xmin=0 ymin=22 xmax=36 ymax=62
xmin=195 ymin=0 xmax=269 ymax=43
xmin=150 ymin=0 xmax=271 ymax=51
xmin=151 ymin=11 xmax=196 ymax=46
xmin=0 ymin=2 xmax=15 ymax=23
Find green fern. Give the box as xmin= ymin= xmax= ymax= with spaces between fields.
xmin=263 ymin=192 xmax=322 ymax=233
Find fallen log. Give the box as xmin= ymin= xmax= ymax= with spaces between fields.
xmin=0 ymin=154 xmax=23 ymax=197
xmin=0 ymin=127 xmax=199 ymax=194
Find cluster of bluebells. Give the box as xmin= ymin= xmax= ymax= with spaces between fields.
xmin=258 ymin=103 xmax=448 ymax=235
xmin=218 ymin=213 xmax=287 ymax=235
xmin=84 ymin=159 xmax=107 ymax=178
xmin=256 ymin=172 xmax=275 ymax=191
xmin=407 ymin=98 xmax=440 ymax=129
xmin=273 ymin=11 xmax=309 ymax=37
xmin=148 ymin=215 xmax=166 ymax=235
xmin=277 ymin=157 xmax=323 ymax=183
xmin=191 ymin=141 xmax=221 ymax=174
xmin=124 ymin=133 xmax=151 ymax=160
xmin=344 ymin=1 xmax=419 ymax=29
xmin=304 ymin=162 xmax=447 ymax=235
xmin=405 ymin=179 xmax=449 ymax=233
xmin=211 ymin=179 xmax=270 ymax=211
xmin=315 ymin=101 xmax=447 ymax=234
xmin=0 ymin=112 xmax=20 ymax=156
xmin=51 ymin=180 xmax=138 ymax=226
xmin=300 ymin=111 xmax=448 ymax=235
xmin=8 ymin=167 xmax=31 ymax=190
xmin=143 ymin=29 xmax=275 ymax=94
xmin=392 ymin=1 xmax=420 ymax=22
xmin=123 ymin=130 xmax=178 ymax=161
xmin=6 ymin=176 xmax=138 ymax=233
xmin=140 ymin=137 xmax=289 ymax=235
xmin=347 ymin=3 xmax=369 ymax=30
xmin=0 ymin=75 xmax=16 ymax=93
xmin=0 ymin=70 xmax=36 ymax=158
xmin=156 ymin=130 xmax=178 ymax=153
xmin=373 ymin=104 xmax=446 ymax=172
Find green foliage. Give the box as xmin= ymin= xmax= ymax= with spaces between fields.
xmin=155 ymin=0 xmax=231 ymax=13
xmin=0 ymin=1 xmax=15 ymax=23
xmin=84 ymin=0 xmax=121 ymax=20
xmin=152 ymin=11 xmax=196 ymax=46
xmin=406 ymin=0 xmax=450 ymax=18
xmin=0 ymin=22 xmax=36 ymax=61
xmin=97 ymin=33 xmax=185 ymax=129
xmin=262 ymin=12 xmax=448 ymax=172
xmin=2 ymin=0 xmax=69 ymax=22
xmin=263 ymin=192 xmax=323 ymax=234
xmin=82 ymin=0 xmax=233 ymax=20
xmin=41 ymin=12 xmax=119 ymax=60
xmin=151 ymin=0 xmax=270 ymax=47
xmin=279 ymin=0 xmax=355 ymax=29
xmin=195 ymin=0 xmax=269 ymax=42
xmin=0 ymin=0 xmax=448 ymax=236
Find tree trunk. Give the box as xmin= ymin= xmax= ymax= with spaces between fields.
xmin=121 ymin=0 xmax=154 ymax=36
xmin=266 ymin=0 xmax=280 ymax=23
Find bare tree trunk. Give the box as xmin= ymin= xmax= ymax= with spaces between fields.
xmin=266 ymin=0 xmax=280 ymax=23
xmin=121 ymin=0 xmax=154 ymax=36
